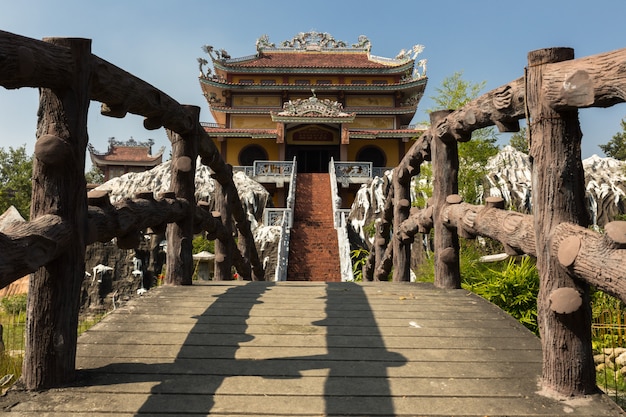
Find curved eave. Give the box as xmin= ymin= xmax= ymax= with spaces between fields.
xmin=89 ymin=154 xmax=163 ymax=167
xmin=212 ymin=60 xmax=415 ymax=75
xmin=348 ymin=129 xmax=424 ymax=139
xmin=207 ymin=105 xmax=419 ymax=116
xmin=270 ymin=113 xmax=356 ymax=124
xmin=202 ymin=127 xmax=278 ymax=139
xmin=200 ymin=76 xmax=427 ymax=92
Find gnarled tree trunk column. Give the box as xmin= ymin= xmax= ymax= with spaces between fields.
xmin=373 ymin=218 xmax=390 ymax=281
xmin=23 ymin=37 xmax=91 ymax=390
xmin=527 ymin=47 xmax=596 ymax=396
xmin=431 ymin=110 xmax=461 ymax=289
xmin=391 ymin=170 xmax=411 ymax=282
xmin=165 ymin=105 xmax=200 ymax=286
xmin=213 ymin=164 xmax=234 ymax=280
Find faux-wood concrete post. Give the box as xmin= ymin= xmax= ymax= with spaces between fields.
xmin=431 ymin=110 xmax=461 ymax=289
xmin=373 ymin=218 xmax=390 ymax=281
xmin=527 ymin=48 xmax=596 ymax=396
xmin=165 ymin=105 xmax=199 ymax=285
xmin=24 ymin=37 xmax=91 ymax=390
xmin=213 ymin=164 xmax=234 ymax=280
xmin=391 ymin=169 xmax=411 ymax=282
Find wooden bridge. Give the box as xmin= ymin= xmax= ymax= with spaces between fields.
xmin=3 ymin=29 xmax=626 ymax=415
xmin=3 ymin=281 xmax=624 ymax=416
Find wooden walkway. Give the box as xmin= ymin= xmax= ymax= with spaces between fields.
xmin=3 ymin=281 xmax=624 ymax=416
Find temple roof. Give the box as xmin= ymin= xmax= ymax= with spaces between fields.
xmin=218 ymin=51 xmax=409 ymax=71
xmin=200 ymin=32 xmax=426 ymax=76
xmin=88 ymin=138 xmax=165 ymax=167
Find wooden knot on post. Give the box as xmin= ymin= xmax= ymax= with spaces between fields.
xmin=159 ymin=191 xmax=176 ymax=200
xmin=175 ymin=156 xmax=193 ymax=173
xmin=87 ymin=189 xmax=111 ymax=207
xmin=485 ymin=196 xmax=505 ymax=209
xmin=442 ymin=194 xmax=462 ymax=224
xmin=440 ymin=247 xmax=456 ymax=264
xmin=446 ymin=194 xmax=463 ymax=205
xmin=604 ymin=221 xmax=626 ymax=249
xmin=549 ymin=287 xmax=583 ymax=314
xmin=398 ymin=198 xmax=411 ymax=209
xmin=557 ymin=235 xmax=582 ymax=268
xmin=34 ymin=135 xmax=73 ymax=167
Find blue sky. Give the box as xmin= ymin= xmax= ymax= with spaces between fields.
xmin=1 ymin=0 xmax=625 ymax=165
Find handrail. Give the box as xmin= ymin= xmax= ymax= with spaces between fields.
xmin=274 ymin=157 xmax=297 ymax=281
xmin=369 ymin=45 xmax=626 ymax=398
xmin=329 ymin=158 xmax=354 ymax=282
xmin=0 ymin=30 xmax=266 ymax=390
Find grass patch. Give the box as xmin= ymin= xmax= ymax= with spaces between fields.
xmin=0 ymin=293 xmax=108 ymax=389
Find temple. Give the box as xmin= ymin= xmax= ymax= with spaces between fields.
xmin=198 ymin=31 xmax=427 ymax=207
xmin=88 ymin=137 xmax=165 ymax=182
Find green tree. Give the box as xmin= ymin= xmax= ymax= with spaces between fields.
xmin=0 ymin=145 xmax=33 ymax=219
xmin=599 ymin=118 xmax=626 ymax=160
xmin=85 ymin=165 xmax=104 ymax=184
xmin=427 ymin=71 xmax=500 ymax=204
xmin=509 ymin=127 xmax=529 ymax=154
xmin=429 ymin=71 xmax=485 ymax=111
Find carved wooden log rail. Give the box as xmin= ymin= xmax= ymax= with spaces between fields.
xmin=0 ymin=30 xmax=265 ymax=390
xmin=3 ymin=28 xmax=626 ymax=398
xmin=0 ymin=190 xmax=238 ymax=287
xmin=367 ymin=45 xmax=626 ymax=397
xmin=0 ymin=30 xmax=264 ymax=284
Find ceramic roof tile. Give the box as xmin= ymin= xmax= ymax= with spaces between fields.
xmin=99 ymin=146 xmax=161 ymax=162
xmin=227 ymin=52 xmax=402 ymax=69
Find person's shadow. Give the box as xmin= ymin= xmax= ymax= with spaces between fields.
xmin=75 ymin=281 xmax=406 ymax=416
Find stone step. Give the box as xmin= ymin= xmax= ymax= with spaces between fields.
xmin=287 ymin=173 xmax=341 ymax=282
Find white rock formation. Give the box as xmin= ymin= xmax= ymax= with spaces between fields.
xmin=94 ymin=158 xmax=271 ymax=229
xmin=348 ymin=146 xmax=626 ymax=247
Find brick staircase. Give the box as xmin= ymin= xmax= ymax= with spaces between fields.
xmin=287 ymin=173 xmax=341 ymax=281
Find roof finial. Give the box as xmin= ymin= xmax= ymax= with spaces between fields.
xmin=311 ymin=88 xmax=316 ymax=97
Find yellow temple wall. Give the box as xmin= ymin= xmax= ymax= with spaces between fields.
xmin=348 ymin=139 xmax=401 ymax=167
xmin=232 ymin=95 xmax=282 ymax=107
xmin=350 ymin=116 xmax=395 ymax=129
xmin=345 ymin=95 xmax=395 ymax=107
xmin=230 ymin=115 xmax=275 ymax=129
xmin=224 ymin=138 xmax=279 ymax=165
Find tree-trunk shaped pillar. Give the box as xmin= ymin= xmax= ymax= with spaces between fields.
xmin=373 ymin=217 xmax=390 ymax=281
xmin=165 ymin=105 xmax=200 ymax=285
xmin=527 ymin=47 xmax=596 ymax=396
xmin=431 ymin=110 xmax=461 ymax=289
xmin=213 ymin=164 xmax=234 ymax=280
xmin=24 ymin=37 xmax=91 ymax=390
xmin=391 ymin=170 xmax=411 ymax=282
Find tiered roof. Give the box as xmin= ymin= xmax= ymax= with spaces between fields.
xmin=198 ymin=32 xmax=427 ymax=138
xmin=88 ymin=138 xmax=164 ymax=167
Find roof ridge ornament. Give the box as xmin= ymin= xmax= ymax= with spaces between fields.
xmin=254 ymin=32 xmax=371 ymax=52
xmin=276 ymin=94 xmax=351 ymax=118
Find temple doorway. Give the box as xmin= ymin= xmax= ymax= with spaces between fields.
xmin=287 ymin=146 xmax=339 ymax=173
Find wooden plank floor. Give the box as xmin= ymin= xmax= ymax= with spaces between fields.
xmin=4 ymin=281 xmax=624 ymax=416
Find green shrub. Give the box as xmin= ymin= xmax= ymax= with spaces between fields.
xmin=0 ymin=294 xmax=27 ymax=315
xmin=413 ymin=240 xmax=539 ymax=334
xmin=350 ymin=248 xmax=369 ymax=282
xmin=192 ymin=234 xmax=214 ymax=254
xmin=462 ymin=255 xmax=539 ymax=334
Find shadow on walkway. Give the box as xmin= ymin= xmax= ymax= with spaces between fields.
xmin=73 ymin=282 xmax=405 ymax=415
